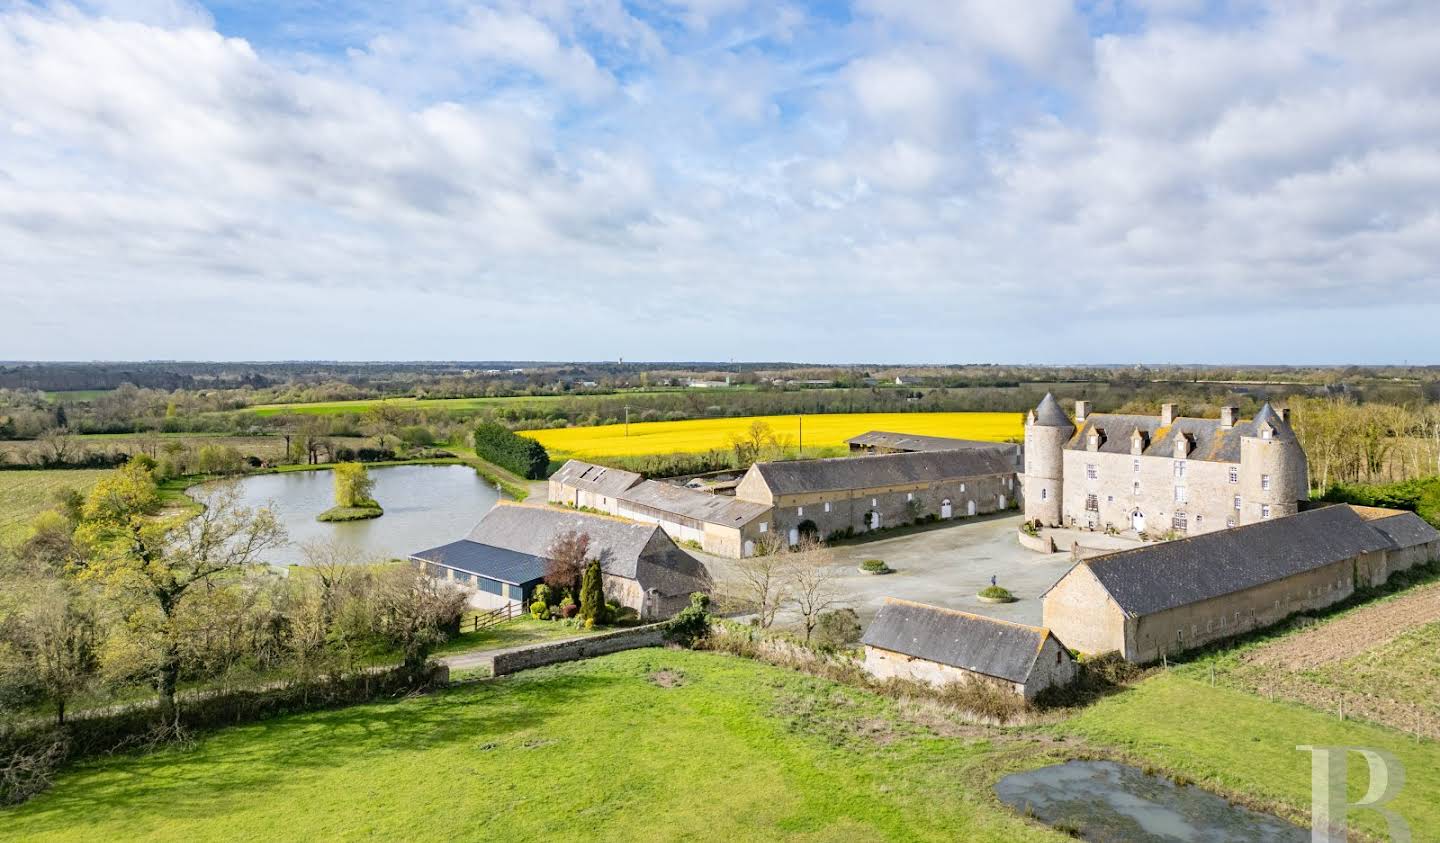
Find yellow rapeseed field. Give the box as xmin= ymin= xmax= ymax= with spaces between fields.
xmin=520 ymin=412 xmax=1023 ymax=460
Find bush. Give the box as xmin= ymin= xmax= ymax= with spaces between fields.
xmin=472 ymin=421 xmax=550 ymax=479
xmin=978 ymin=585 xmax=1015 ymax=602
xmin=558 ymin=597 xmax=578 ymax=619
xmin=665 ymin=593 xmax=711 ymax=646
xmin=529 ymin=601 xmax=548 ymax=620
xmin=579 ymin=560 xmax=604 ymax=624
xmin=813 ymin=608 xmax=862 ymax=651
xmin=859 ymin=559 xmax=891 ymax=574
xmin=399 ymin=425 xmax=436 ymax=447
xmin=355 ymin=448 xmax=396 ymax=463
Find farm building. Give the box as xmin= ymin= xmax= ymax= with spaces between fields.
xmin=549 ymin=459 xmax=769 ymax=557
xmin=861 ymin=598 xmax=1077 ymax=700
xmin=735 ymin=448 xmax=1018 ymax=546
xmin=411 ymin=503 xmax=713 ymax=619
xmin=410 ymin=541 xmax=545 ymax=612
xmin=846 ymin=430 xmax=1021 ymax=460
xmin=1041 ymin=504 xmax=1439 ymax=663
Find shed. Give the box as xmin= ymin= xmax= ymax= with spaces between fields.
xmin=410 ymin=540 xmax=546 ymax=610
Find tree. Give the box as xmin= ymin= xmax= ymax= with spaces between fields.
xmin=579 ymin=560 xmax=604 ymax=624
xmin=543 ymin=530 xmax=591 ymax=594
xmin=34 ymin=429 xmax=77 ymax=467
xmin=0 ymin=578 xmax=103 ymax=725
xmin=373 ymin=566 xmax=467 ymax=677
xmin=781 ymin=536 xmax=845 ymax=645
xmin=332 ymin=462 xmax=376 ymax=508
xmin=731 ymin=550 xmax=791 ymax=629
xmin=728 ymin=420 xmax=779 ymax=465
xmin=363 ymin=402 xmax=411 ymax=451
xmin=75 ymin=479 xmax=285 ymax=724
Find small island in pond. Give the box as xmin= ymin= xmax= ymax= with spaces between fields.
xmin=317 ymin=462 xmax=383 ymax=522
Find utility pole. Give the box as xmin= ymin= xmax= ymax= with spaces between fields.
xmin=624 ymin=405 xmax=631 ymax=437
xmin=798 ymin=415 xmax=803 ymax=459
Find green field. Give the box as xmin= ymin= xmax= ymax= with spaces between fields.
xmin=0 ymin=468 xmax=109 ymax=544
xmin=0 ymin=649 xmax=1058 ymax=842
xmin=246 ymin=391 xmax=692 ymax=417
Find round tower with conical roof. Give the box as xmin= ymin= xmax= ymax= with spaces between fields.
xmin=1023 ymin=393 xmax=1074 ymax=526
xmin=1238 ymin=403 xmax=1309 ymax=524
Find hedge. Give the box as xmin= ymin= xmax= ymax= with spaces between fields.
xmin=473 ymin=422 xmax=550 ymax=479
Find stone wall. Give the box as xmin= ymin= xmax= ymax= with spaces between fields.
xmin=482 ymin=623 xmax=669 ymax=677
xmin=763 ymin=472 xmax=1016 ymax=542
xmin=1061 ymin=449 xmax=1241 ymax=536
xmin=1016 ymin=529 xmax=1056 ymax=554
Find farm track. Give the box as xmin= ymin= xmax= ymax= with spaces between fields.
xmin=1245 ymin=582 xmax=1440 ymax=669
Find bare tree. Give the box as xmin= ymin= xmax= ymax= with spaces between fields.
xmin=0 ymin=578 xmax=103 ymax=725
xmin=732 ymin=551 xmax=791 ymax=629
xmin=34 ymin=429 xmax=77 ymax=467
xmin=543 ymin=530 xmax=592 ymax=595
xmin=781 ymin=536 xmax=846 ymax=645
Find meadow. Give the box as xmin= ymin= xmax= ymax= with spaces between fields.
xmin=245 ymin=391 xmax=693 ymax=417
xmin=0 ymin=468 xmax=109 ymax=544
xmin=521 ymin=412 xmax=1023 ymax=461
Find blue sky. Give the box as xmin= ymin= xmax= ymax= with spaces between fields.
xmin=1 ymin=0 xmax=1438 ymax=363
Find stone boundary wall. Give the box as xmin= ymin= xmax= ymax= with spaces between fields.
xmin=1016 ymin=530 xmax=1057 ymax=554
xmin=482 ymin=623 xmax=668 ymax=677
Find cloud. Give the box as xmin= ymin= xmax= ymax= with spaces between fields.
xmin=0 ymin=1 xmax=1437 ymax=363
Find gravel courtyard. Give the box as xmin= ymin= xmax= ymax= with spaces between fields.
xmin=702 ymin=512 xmax=1085 ymax=628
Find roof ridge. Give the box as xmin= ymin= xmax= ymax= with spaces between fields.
xmin=1081 ymin=505 xmax=1357 ymax=567
xmin=881 ymin=597 xmax=1049 ymax=635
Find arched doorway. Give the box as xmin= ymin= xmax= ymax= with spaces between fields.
xmin=997 ymin=494 xmax=1007 ymax=510
xmin=941 ymin=499 xmax=953 ymax=519
xmin=868 ymin=511 xmax=881 ymax=531
xmin=797 ymin=519 xmax=819 ymax=542
xmin=967 ymin=500 xmax=976 ymax=516
xmin=1131 ymin=510 xmax=1145 ymax=532
xmin=743 ymin=540 xmax=755 ymax=557
xmin=788 ymin=527 xmax=799 ymax=546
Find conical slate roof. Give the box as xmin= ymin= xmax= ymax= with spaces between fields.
xmin=1031 ymin=393 xmax=1075 ymax=429
xmin=1251 ymin=403 xmax=1295 ymax=439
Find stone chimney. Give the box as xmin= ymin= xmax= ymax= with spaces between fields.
xmin=1220 ymin=406 xmax=1238 ymax=429
xmin=1075 ymin=400 xmax=1092 ymax=424
xmin=1160 ymin=403 xmax=1177 ymax=426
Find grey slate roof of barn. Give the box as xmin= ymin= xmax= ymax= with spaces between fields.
xmin=410 ymin=540 xmax=546 ymax=585
xmin=616 ymin=480 xmax=771 ymax=527
xmin=1365 ymin=511 xmax=1440 ymax=550
xmin=550 ymin=459 xmax=643 ymax=497
xmin=463 ymin=504 xmax=711 ymax=595
xmin=861 ymin=599 xmax=1053 ymax=684
xmin=752 ymin=448 xmax=1016 ymax=496
xmin=846 ymin=430 xmax=1019 ymax=455
xmin=1072 ymin=505 xmax=1393 ymax=617
xmin=1064 ymin=402 xmax=1296 ymax=464
xmin=1031 ymin=393 xmax=1075 ymax=429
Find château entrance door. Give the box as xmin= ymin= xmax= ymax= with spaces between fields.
xmin=1131 ymin=510 xmax=1145 ymax=532
xmin=941 ymin=499 xmax=953 ymax=519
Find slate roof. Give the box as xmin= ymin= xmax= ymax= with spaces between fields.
xmin=410 ymin=540 xmax=546 ymax=585
xmin=616 ymin=479 xmax=771 ymax=527
xmin=1031 ymin=393 xmax=1075 ymax=429
xmin=846 ymin=430 xmax=1019 ymax=455
xmin=1064 ymin=402 xmax=1297 ymax=464
xmin=1365 ymin=511 xmax=1440 ymax=550
xmin=1070 ymin=505 xmax=1394 ymax=617
xmin=751 ymin=449 xmax=1016 ymax=496
xmin=862 ymin=599 xmax=1054 ymax=685
xmin=550 ymin=459 xmax=643 ymax=497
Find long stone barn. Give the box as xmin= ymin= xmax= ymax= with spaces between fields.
xmin=861 ymin=598 xmax=1077 ymax=700
xmin=1041 ymin=504 xmax=1440 ymax=663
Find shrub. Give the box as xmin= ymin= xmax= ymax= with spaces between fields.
xmin=558 ymin=597 xmax=578 ymax=619
xmin=579 ymin=560 xmax=604 ymax=624
xmin=1020 ymin=520 xmax=1040 ymax=537
xmin=529 ymin=601 xmax=548 ymax=620
xmin=531 ymin=583 xmax=552 ymax=608
xmin=665 ymin=592 xmax=711 ymax=646
xmin=472 ymin=421 xmax=549 ymax=479
xmin=978 ymin=585 xmax=1015 ymax=602
xmin=399 ymin=425 xmax=436 ymax=447
xmin=859 ymin=559 xmax=891 ymax=574
xmin=355 ymin=447 xmax=396 ymax=463
xmin=813 ymin=608 xmax=862 ymax=651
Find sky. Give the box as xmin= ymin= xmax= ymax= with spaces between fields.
xmin=1 ymin=0 xmax=1438 ymax=365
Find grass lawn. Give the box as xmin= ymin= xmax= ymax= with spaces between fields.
xmin=1060 ymin=672 xmax=1440 ymax=839
xmin=0 ymin=649 xmax=1061 ymax=843
xmin=522 ymin=412 xmax=1022 ymax=461
xmin=0 ymin=468 xmax=110 ymax=544
xmin=432 ymin=616 xmax=599 ymax=656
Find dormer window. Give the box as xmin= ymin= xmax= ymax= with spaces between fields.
xmin=1261 ymin=425 xmax=1273 ymax=440
xmin=1130 ymin=430 xmax=1148 ymax=455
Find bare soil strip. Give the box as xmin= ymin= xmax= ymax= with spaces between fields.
xmin=1244 ymin=582 xmax=1440 ymax=670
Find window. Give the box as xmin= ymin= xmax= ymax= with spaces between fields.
xmin=1085 ymin=494 xmax=1099 ymax=511
xmin=823 ymin=501 xmax=831 ymax=513
xmin=1228 ymin=465 xmax=1239 ymax=483
xmin=871 ymin=498 xmax=877 ymax=507
xmin=1261 ymin=504 xmax=1271 ymax=519
xmin=478 ymin=577 xmax=503 ymax=596
xmin=960 ymin=483 xmax=966 ymax=492
xmin=1173 ymin=461 xmax=1186 ymax=479
xmin=1195 ymin=515 xmax=1203 ymax=528
xmin=1174 ymin=485 xmax=1187 ymax=503
xmin=1262 ymin=427 xmax=1273 ymax=440
xmin=1133 ymin=459 xmax=1141 ymax=473
xmin=1132 ymin=481 xmax=1140 ymax=496
xmin=1261 ymin=474 xmax=1271 ymax=491
xmin=906 ymin=492 xmax=913 ymax=501
xmin=1173 ymin=512 xmax=1188 ymax=531
xmin=758 ymin=522 xmax=768 ymax=533
xmin=796 ymin=507 xmax=804 ymax=517
xmin=1226 ymin=517 xmax=1236 ymax=529
xmin=1107 ymin=495 xmax=1114 ymax=503
xmin=1234 ymin=495 xmax=1242 ymax=511
xmin=1086 ymin=464 xmax=1097 ymax=480
xmin=1041 ymin=488 xmax=1047 ymax=500
xmin=453 ymin=571 xmax=472 ymax=585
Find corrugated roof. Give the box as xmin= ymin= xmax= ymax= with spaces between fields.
xmin=1065 ymin=402 xmax=1298 ymax=464
xmin=861 ymin=598 xmax=1051 ymax=684
xmin=846 ymin=430 xmax=1020 ymax=455
xmin=1031 ymin=393 xmax=1075 ymax=429
xmin=752 ymin=449 xmax=1015 ymax=496
xmin=550 ymin=459 xmax=643 ymax=497
xmin=616 ymin=480 xmax=771 ymax=526
xmin=1077 ymin=505 xmax=1394 ymax=616
xmin=410 ymin=540 xmax=546 ymax=585
xmin=1366 ymin=511 xmax=1440 ymax=550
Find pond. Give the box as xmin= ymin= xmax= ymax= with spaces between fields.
xmin=995 ymin=760 xmax=1308 ymax=842
xmin=192 ymin=464 xmax=502 ymax=567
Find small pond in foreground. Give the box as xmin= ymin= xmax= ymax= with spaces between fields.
xmin=995 ymin=760 xmax=1308 ymax=842
xmin=192 ymin=464 xmax=502 ymax=567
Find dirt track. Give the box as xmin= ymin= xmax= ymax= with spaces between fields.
xmin=1246 ymin=582 xmax=1440 ymax=670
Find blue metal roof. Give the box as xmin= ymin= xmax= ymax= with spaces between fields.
xmin=410 ymin=540 xmax=547 ymax=586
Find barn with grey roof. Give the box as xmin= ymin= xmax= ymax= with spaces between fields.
xmin=846 ymin=430 xmax=1021 ymax=461
xmin=861 ymin=599 xmax=1077 ymax=700
xmin=1042 ymin=504 xmax=1437 ymax=662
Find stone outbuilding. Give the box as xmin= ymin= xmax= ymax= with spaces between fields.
xmin=735 ymin=448 xmax=1018 ymax=548
xmin=547 ymin=459 xmax=643 ymax=511
xmin=846 ymin=430 xmax=1022 ymax=461
xmin=413 ymin=503 xmax=713 ymax=619
xmin=861 ymin=598 xmax=1078 ymax=700
xmin=1041 ymin=504 xmax=1437 ymax=663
